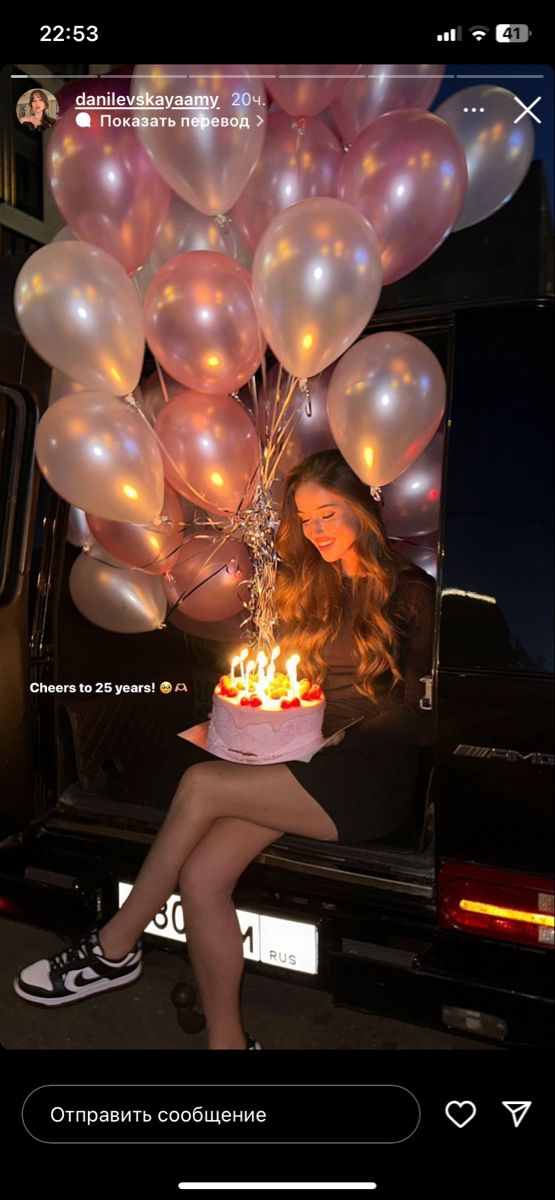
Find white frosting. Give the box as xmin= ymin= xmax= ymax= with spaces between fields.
xmin=207 ymin=690 xmax=325 ymax=763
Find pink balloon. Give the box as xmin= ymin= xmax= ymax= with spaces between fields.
xmin=168 ymin=606 xmax=248 ymax=643
xmin=332 ymin=65 xmax=445 ymax=145
xmin=262 ymin=65 xmax=360 ymax=118
xmin=56 ymin=68 xmax=132 ymax=116
xmin=47 ymin=109 xmax=171 ymax=274
xmin=134 ymin=65 xmax=266 ymax=215
xmin=337 ymin=109 xmax=467 ymax=284
xmin=154 ymin=391 xmax=260 ymax=517
xmin=163 ymin=535 xmax=251 ymax=621
xmin=86 ymin=484 xmax=186 ymax=575
xmin=382 ymin=432 xmax=444 ymax=538
xmin=144 ymin=252 xmax=263 ymax=394
xmin=231 ymin=114 xmax=343 ymax=250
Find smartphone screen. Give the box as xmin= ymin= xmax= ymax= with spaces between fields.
xmin=1 ymin=27 xmax=553 ymax=1198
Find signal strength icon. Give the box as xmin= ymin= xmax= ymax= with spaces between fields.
xmin=437 ymin=26 xmax=463 ymax=41
xmin=469 ymin=25 xmax=490 ymax=40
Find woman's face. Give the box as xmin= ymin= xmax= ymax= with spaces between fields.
xmin=31 ymin=95 xmax=45 ymax=112
xmin=295 ymin=482 xmax=360 ymax=565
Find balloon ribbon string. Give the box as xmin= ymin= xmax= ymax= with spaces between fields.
xmin=165 ymin=562 xmax=228 ymax=621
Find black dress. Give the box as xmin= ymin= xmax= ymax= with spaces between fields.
xmin=284 ymin=564 xmax=436 ymax=843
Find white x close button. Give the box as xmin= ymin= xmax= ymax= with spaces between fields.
xmin=513 ymin=95 xmax=542 ymax=124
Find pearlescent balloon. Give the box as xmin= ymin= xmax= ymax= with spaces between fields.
xmin=144 ymin=251 xmax=262 ymax=394
xmin=332 ymin=64 xmax=445 ymax=144
xmin=14 ymin=241 xmax=144 ymax=395
xmin=262 ymin=65 xmax=360 ymax=118
xmin=163 ymin=535 xmax=251 ymax=621
xmin=327 ymin=332 xmax=446 ymax=487
xmin=231 ymin=113 xmax=343 ymax=250
xmin=70 ymin=551 xmax=167 ymax=632
xmin=154 ymin=391 xmax=260 ymax=516
xmin=382 ymin=432 xmax=443 ymax=538
xmin=35 ymin=392 xmax=165 ymax=523
xmin=435 ymin=85 xmax=535 ymax=230
xmin=252 ymin=197 xmax=383 ymax=378
xmin=134 ymin=65 xmax=266 ymax=215
xmin=337 ymin=109 xmax=467 ymax=284
xmin=47 ymin=108 xmax=171 ymax=273
xmin=87 ymin=484 xmax=185 ymax=575
xmin=150 ymin=195 xmax=253 ymax=272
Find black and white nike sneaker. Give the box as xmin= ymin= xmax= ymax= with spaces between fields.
xmin=13 ymin=927 xmax=142 ymax=1007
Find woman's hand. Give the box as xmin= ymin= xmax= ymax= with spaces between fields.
xmin=324 ymin=729 xmax=346 ymax=748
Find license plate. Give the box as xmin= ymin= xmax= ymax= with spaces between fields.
xmin=118 ymin=883 xmax=319 ymax=975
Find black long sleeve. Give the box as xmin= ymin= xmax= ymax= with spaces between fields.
xmin=320 ymin=566 xmax=436 ymax=746
xmin=354 ymin=574 xmax=435 ymax=745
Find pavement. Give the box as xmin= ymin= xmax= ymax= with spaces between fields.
xmin=0 ymin=917 xmax=498 ymax=1052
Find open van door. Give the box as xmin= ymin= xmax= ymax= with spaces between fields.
xmin=0 ymin=257 xmax=51 ymax=832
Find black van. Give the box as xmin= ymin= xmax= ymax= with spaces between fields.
xmin=1 ymin=163 xmax=553 ymax=1049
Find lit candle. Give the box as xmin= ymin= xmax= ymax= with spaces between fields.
xmin=256 ymin=651 xmax=268 ymax=699
xmin=239 ymin=646 xmax=249 ymax=683
xmin=268 ymin=645 xmax=280 ymax=683
xmin=230 ymin=655 xmax=240 ymax=684
xmin=285 ymin=653 xmax=300 ymax=698
xmin=245 ymin=659 xmax=255 ymax=692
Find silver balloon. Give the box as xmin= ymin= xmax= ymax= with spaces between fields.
xmin=435 ymin=85 xmax=535 ymax=231
xmin=393 ymin=539 xmax=437 ymax=580
xmin=382 ymin=432 xmax=443 ymax=538
xmin=327 ymin=332 xmax=445 ymax=487
xmin=69 ymin=550 xmax=167 ymax=633
xmin=66 ymin=506 xmax=93 ymax=547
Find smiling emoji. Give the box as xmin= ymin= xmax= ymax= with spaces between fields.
xmin=159 ymin=681 xmax=173 ymax=694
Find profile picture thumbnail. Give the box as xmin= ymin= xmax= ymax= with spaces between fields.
xmin=17 ymin=88 xmax=59 ymax=134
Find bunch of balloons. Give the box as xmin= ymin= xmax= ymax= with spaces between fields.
xmin=14 ymin=64 xmax=535 ymax=633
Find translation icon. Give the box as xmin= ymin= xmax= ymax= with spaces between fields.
xmin=502 ymin=1101 xmax=532 ymax=1128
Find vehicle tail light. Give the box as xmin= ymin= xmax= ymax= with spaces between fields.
xmin=438 ymin=862 xmax=554 ymax=949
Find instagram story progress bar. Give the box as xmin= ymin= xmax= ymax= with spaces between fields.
xmin=178 ymin=1187 xmax=378 ymax=1192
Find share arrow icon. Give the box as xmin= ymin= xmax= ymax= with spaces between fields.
xmin=502 ymin=1101 xmax=532 ymax=1128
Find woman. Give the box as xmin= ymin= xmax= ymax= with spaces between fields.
xmin=14 ymin=450 xmax=435 ymax=1048
xmin=19 ymin=90 xmax=56 ymax=132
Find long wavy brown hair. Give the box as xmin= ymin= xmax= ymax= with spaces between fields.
xmin=275 ymin=450 xmax=423 ymax=704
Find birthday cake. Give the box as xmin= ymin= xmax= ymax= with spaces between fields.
xmin=206 ymin=653 xmax=326 ymax=764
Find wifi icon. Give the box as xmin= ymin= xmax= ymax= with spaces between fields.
xmin=469 ymin=25 xmax=490 ymax=40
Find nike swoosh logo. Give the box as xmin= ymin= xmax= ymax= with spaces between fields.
xmin=72 ymin=971 xmax=101 ymax=988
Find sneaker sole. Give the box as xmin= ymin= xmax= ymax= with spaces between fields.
xmin=12 ymin=962 xmax=143 ymax=1007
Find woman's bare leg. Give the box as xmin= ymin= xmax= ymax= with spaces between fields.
xmin=178 ymin=817 xmax=283 ymax=1049
xmin=99 ymin=760 xmax=337 ymax=961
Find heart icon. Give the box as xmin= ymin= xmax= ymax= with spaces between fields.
xmin=445 ymin=1100 xmax=477 ymax=1128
